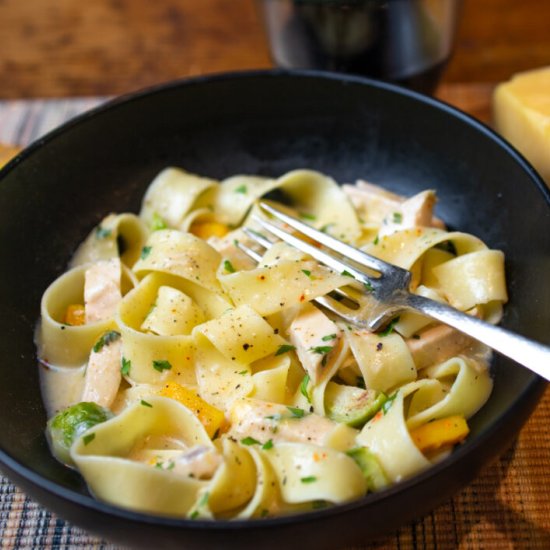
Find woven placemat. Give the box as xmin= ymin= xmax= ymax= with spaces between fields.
xmin=0 ymin=97 xmax=549 ymax=549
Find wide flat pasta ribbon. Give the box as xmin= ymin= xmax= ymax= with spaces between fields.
xmin=39 ymin=262 xmax=137 ymax=366
xmin=71 ymin=213 xmax=148 ymax=269
xmin=71 ymin=397 xmax=213 ymax=517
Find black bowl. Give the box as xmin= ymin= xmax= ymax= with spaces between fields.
xmin=0 ymin=70 xmax=548 ymax=549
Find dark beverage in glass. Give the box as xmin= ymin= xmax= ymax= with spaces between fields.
xmin=259 ymin=0 xmax=461 ymax=95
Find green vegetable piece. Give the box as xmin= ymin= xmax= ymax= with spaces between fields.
xmin=346 ymin=447 xmax=389 ymax=492
xmin=47 ymin=402 xmax=113 ymax=466
xmin=324 ymin=381 xmax=388 ymax=428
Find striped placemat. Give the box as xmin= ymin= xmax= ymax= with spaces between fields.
xmin=0 ymin=97 xmax=549 ymax=549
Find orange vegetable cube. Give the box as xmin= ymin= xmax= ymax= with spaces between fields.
xmin=159 ymin=382 xmax=225 ymax=438
xmin=189 ymin=221 xmax=229 ymax=240
xmin=410 ymin=415 xmax=469 ymax=454
xmin=63 ymin=304 xmax=86 ymax=326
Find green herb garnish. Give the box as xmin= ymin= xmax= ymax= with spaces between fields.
xmin=299 ymin=212 xmax=316 ymax=221
xmin=300 ymin=374 xmax=311 ymax=403
xmin=140 ymin=400 xmax=153 ymax=408
xmin=301 ymin=476 xmax=317 ymax=483
xmin=223 ymin=259 xmax=236 ymax=273
xmin=309 ymin=345 xmax=334 ymax=355
xmin=275 ymin=344 xmax=296 ymax=356
xmin=152 ymin=359 xmax=172 ymax=372
xmin=120 ymin=356 xmax=131 ymax=376
xmin=392 ymin=212 xmax=403 ymax=223
xmin=301 ymin=269 xmax=312 ymax=278
xmin=140 ymin=245 xmax=152 ymax=259
xmin=321 ymin=334 xmax=336 ymax=341
xmin=93 ymin=330 xmax=121 ymax=353
xmin=234 ymin=184 xmax=247 ymax=194
xmin=262 ymin=439 xmax=274 ymax=450
xmin=379 ymin=317 xmax=400 ymax=336
xmin=341 ymin=270 xmax=355 ymax=278
xmin=241 ymin=436 xmax=261 ymax=446
xmin=286 ymin=406 xmax=306 ymax=418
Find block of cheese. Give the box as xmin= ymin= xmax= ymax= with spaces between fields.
xmin=493 ymin=67 xmax=550 ymax=186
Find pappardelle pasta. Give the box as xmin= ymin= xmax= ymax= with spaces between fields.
xmin=37 ymin=168 xmax=506 ymax=519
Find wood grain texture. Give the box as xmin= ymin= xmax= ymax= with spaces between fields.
xmin=0 ymin=0 xmax=548 ymax=99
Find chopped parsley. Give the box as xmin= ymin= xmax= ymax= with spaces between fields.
xmin=310 ymin=345 xmax=333 ymax=367
xmin=301 ymin=269 xmax=312 ymax=278
xmin=241 ymin=436 xmax=261 ymax=446
xmin=152 ymin=359 xmax=172 ymax=372
xmin=392 ymin=212 xmax=403 ymax=223
xmin=321 ymin=334 xmax=336 ymax=341
xmin=373 ymin=235 xmax=379 ymax=245
xmin=309 ymin=345 xmax=334 ymax=355
xmin=286 ymin=406 xmax=306 ymax=418
xmin=238 ymin=370 xmax=249 ymax=376
xmin=140 ymin=399 xmax=153 ymax=408
xmin=140 ymin=245 xmax=152 ymax=259
xmin=262 ymin=439 xmax=274 ymax=450
xmin=363 ymin=280 xmax=374 ymax=292
xmin=82 ymin=433 xmax=95 ymax=445
xmin=275 ymin=344 xmax=296 ymax=356
xmin=341 ymin=270 xmax=355 ymax=278
xmin=299 ymin=212 xmax=316 ymax=221
xmin=95 ymin=226 xmax=112 ymax=239
xmin=93 ymin=330 xmax=121 ymax=353
xmin=151 ymin=212 xmax=167 ymax=231
xmin=300 ymin=476 xmax=317 ymax=484
xmin=265 ymin=413 xmax=282 ymax=421
xmin=223 ymin=259 xmax=236 ymax=273
xmin=234 ymin=184 xmax=248 ymax=194
xmin=379 ymin=317 xmax=400 ymax=336
xmin=300 ymin=374 xmax=311 ymax=403
xmin=120 ymin=356 xmax=131 ymax=376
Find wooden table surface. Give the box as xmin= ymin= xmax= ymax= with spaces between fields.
xmin=0 ymin=1 xmax=548 ymax=549
xmin=0 ymin=0 xmax=549 ymax=102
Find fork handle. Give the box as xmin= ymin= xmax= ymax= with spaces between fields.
xmin=405 ymin=294 xmax=550 ymax=381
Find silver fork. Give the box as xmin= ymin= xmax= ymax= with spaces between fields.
xmin=242 ymin=201 xmax=550 ymax=381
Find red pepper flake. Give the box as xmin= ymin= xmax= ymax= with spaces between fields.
xmin=299 ymin=294 xmax=305 ymax=302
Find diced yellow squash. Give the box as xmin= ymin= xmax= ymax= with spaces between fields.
xmin=409 ymin=415 xmax=469 ymax=454
xmin=63 ymin=304 xmax=86 ymax=326
xmin=189 ymin=221 xmax=229 ymax=239
xmin=158 ymin=382 xmax=225 ymax=438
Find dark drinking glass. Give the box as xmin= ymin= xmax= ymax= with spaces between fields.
xmin=258 ymin=0 xmax=462 ymax=95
